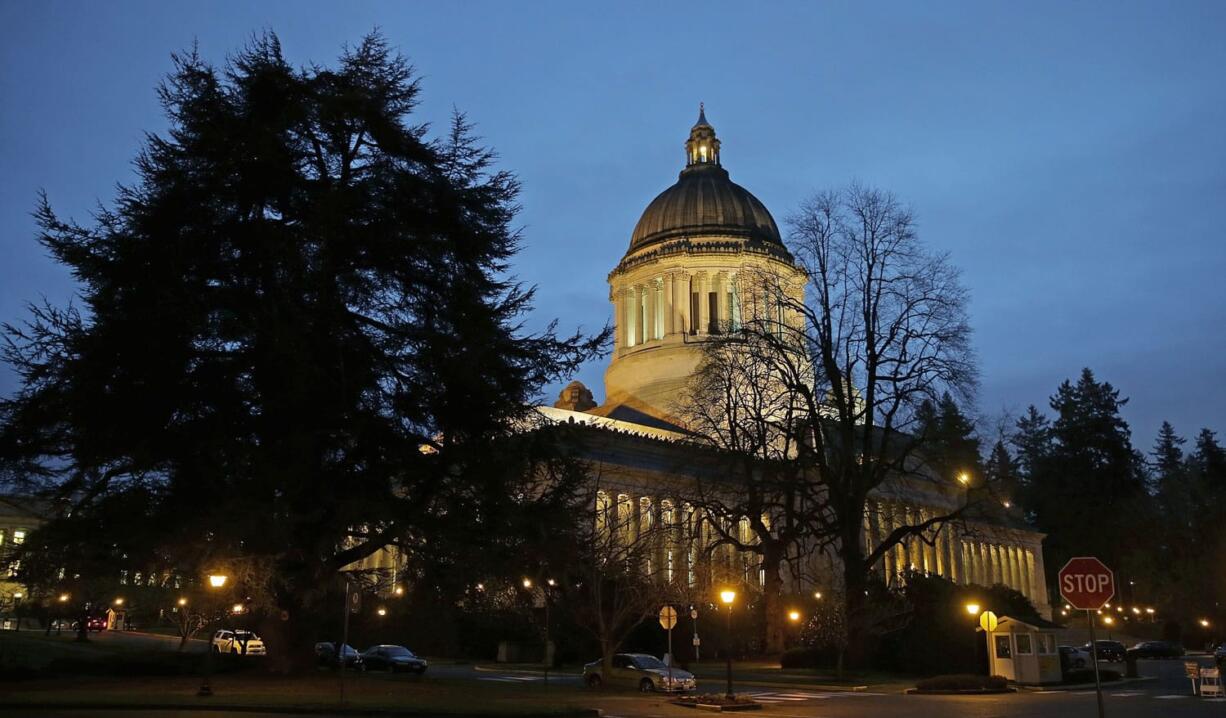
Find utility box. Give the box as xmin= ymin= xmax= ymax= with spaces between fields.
xmin=986 ymin=615 xmax=1063 ymax=685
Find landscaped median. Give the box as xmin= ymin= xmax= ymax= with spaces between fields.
xmin=906 ymin=674 xmax=1014 ymax=695
xmin=1 ymin=674 xmax=601 ymax=716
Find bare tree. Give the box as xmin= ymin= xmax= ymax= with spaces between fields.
xmin=678 ymin=339 xmax=830 ymax=654
xmin=694 ymin=183 xmax=980 ymax=666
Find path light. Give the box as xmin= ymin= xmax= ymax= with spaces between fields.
xmin=393 ymin=585 xmax=404 ymax=596
xmin=178 ymin=597 xmax=187 ymax=607
xmin=965 ymin=603 xmax=981 ymax=616
xmin=377 ymin=607 xmax=387 ymax=617
xmin=719 ymin=590 xmax=736 ymax=700
xmin=814 ymin=591 xmax=823 ymax=600
xmin=957 ymin=472 xmax=970 ymax=485
xmin=59 ymin=594 xmax=70 ymax=603
xmin=113 ymin=597 xmax=124 ymax=606
xmin=231 ymin=603 xmax=244 ymax=614
xmin=1103 ymin=616 xmax=1114 ymax=626
xmin=1201 ymin=619 xmax=1211 ymax=628
xmin=1131 ymin=607 xmax=1140 ymax=615
xmin=788 ymin=610 xmax=801 ymax=623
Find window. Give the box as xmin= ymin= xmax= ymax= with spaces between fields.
xmin=994 ymin=635 xmax=1012 ymax=659
xmin=690 ymin=293 xmax=699 ymax=334
xmin=612 ymin=655 xmax=633 ymax=669
xmin=12 ymin=530 xmax=24 ymax=545
xmin=708 ymin=292 xmax=720 ymax=334
xmin=1039 ymin=634 xmax=1055 ymax=655
xmin=1016 ymin=634 xmax=1033 ymax=655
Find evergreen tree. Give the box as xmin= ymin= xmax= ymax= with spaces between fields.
xmin=0 ymin=32 xmax=603 ymax=667
xmin=1023 ymin=369 xmax=1149 ymax=587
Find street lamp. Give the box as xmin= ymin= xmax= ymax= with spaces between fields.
xmin=377 ymin=607 xmax=387 ymax=617
xmin=957 ymin=472 xmax=970 ymax=486
xmin=1201 ymin=618 xmax=1211 ymax=628
xmin=965 ymin=603 xmax=981 ymax=616
xmin=720 ymin=590 xmax=736 ymax=700
xmin=788 ymin=610 xmax=801 ymax=623
xmin=198 ymin=572 xmax=229 ymax=697
xmin=522 ymin=577 xmax=533 ymax=590
xmin=178 ymin=597 xmax=188 ymax=607
xmin=113 ymin=597 xmax=124 ymax=606
xmin=814 ymin=591 xmax=823 ymax=600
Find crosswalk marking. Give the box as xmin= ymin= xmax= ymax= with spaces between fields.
xmin=478 ymin=675 xmax=543 ymax=682
xmin=744 ymin=690 xmax=830 ymax=703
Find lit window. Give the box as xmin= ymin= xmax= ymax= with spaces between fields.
xmin=12 ymin=530 xmax=25 ymax=545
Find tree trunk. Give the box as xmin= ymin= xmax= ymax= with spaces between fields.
xmin=840 ymin=526 xmax=870 ymax=669
xmin=75 ymin=608 xmax=89 ymax=642
xmin=761 ymin=549 xmax=786 ymax=655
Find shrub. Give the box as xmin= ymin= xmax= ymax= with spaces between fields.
xmin=915 ymin=674 xmax=1008 ymax=691
xmin=1064 ymin=668 xmax=1121 ymax=684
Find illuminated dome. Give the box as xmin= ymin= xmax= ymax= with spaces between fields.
xmin=628 ymin=105 xmax=783 ymax=253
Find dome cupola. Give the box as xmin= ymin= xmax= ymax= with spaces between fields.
xmin=629 ymin=105 xmax=783 ymax=253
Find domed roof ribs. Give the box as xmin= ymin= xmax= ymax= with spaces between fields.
xmin=626 ymin=108 xmax=789 ymax=255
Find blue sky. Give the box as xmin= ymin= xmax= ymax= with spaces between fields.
xmin=2 ymin=1 xmax=1223 ymax=448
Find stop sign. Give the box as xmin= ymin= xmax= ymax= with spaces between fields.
xmin=1058 ymin=556 xmax=1115 ymax=610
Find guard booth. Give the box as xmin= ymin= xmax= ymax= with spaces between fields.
xmin=985 ymin=615 xmax=1063 ymax=685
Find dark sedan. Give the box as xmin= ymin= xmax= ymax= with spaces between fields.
xmin=361 ymin=645 xmax=428 ymax=674
xmin=315 ymin=641 xmax=365 ymax=670
xmin=1128 ymin=640 xmax=1184 ymax=659
xmin=1083 ymin=640 xmax=1127 ymax=662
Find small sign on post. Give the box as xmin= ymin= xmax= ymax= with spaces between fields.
xmin=1059 ymin=556 xmax=1116 ymax=718
xmin=1186 ymin=661 xmax=1202 ymax=695
xmin=659 ymin=605 xmax=677 ymax=690
xmin=979 ymin=610 xmax=998 ymax=633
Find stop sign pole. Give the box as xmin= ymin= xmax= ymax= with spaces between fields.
xmin=1059 ymin=557 xmax=1116 ymax=718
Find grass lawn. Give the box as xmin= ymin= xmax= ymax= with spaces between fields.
xmin=4 ymin=672 xmax=599 ymax=715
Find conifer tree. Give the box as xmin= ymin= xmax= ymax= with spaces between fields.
xmin=0 ymin=32 xmax=603 ymax=667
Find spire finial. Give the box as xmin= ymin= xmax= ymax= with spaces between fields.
xmin=685 ymin=104 xmax=720 ymax=167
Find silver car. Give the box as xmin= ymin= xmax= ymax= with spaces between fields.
xmin=583 ymin=653 xmax=696 ymax=693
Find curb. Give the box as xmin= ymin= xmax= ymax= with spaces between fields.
xmin=473 ymin=665 xmax=582 ymax=676
xmin=0 ymin=703 xmax=601 ymax=718
xmin=906 ymin=688 xmax=1015 ymax=695
xmin=1019 ymin=676 xmax=1157 ymax=692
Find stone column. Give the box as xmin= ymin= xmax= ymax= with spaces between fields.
xmin=716 ymin=272 xmax=727 ymax=331
xmin=681 ymin=272 xmax=691 ymax=333
xmin=1011 ymin=546 xmax=1023 ymax=593
xmin=1017 ymin=547 xmax=1031 ymax=600
xmin=697 ymin=273 xmax=710 ymax=334
xmin=646 ymin=280 xmax=658 ymax=341
xmin=663 ymin=274 xmax=675 ymax=335
xmin=611 ymin=288 xmax=622 ymax=349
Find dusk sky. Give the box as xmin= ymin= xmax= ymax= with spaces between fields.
xmin=2 ymin=1 xmax=1223 ymax=449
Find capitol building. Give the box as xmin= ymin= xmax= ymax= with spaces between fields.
xmin=538 ymin=107 xmax=1052 ymax=617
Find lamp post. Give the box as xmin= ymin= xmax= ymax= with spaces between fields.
xmin=720 ymin=590 xmax=736 ymax=700
xmin=198 ymin=574 xmax=228 ymax=697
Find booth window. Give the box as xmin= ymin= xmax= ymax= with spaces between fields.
xmin=1016 ymin=634 xmax=1033 ymax=655
xmin=995 ymin=635 xmax=1012 ymax=659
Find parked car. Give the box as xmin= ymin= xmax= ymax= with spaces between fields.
xmin=582 ymin=653 xmax=696 ymax=693
xmin=212 ymin=629 xmax=266 ymax=656
xmin=1082 ymin=640 xmax=1127 ymax=662
xmin=1214 ymin=642 xmax=1226 ymax=668
xmin=73 ymin=615 xmax=106 ymax=633
xmin=1128 ymin=641 xmax=1185 ymax=659
xmin=1059 ymin=645 xmax=1090 ymax=670
xmin=361 ymin=645 xmax=428 ymax=674
xmin=315 ymin=641 xmax=364 ymax=670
